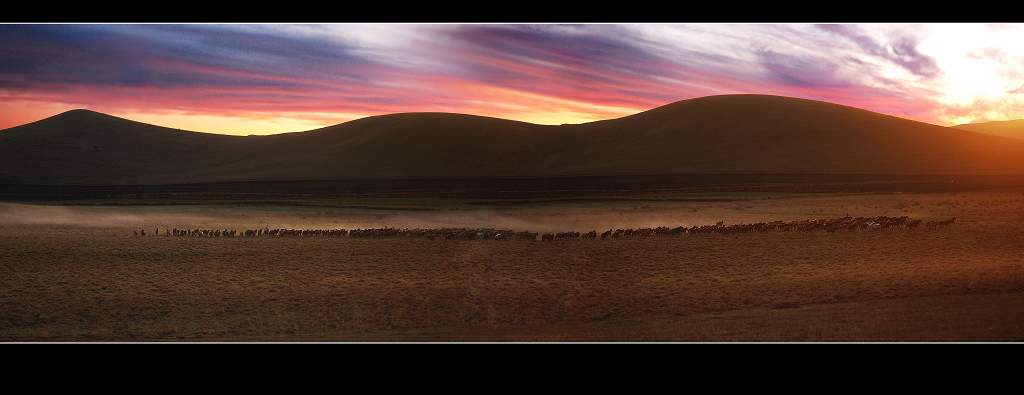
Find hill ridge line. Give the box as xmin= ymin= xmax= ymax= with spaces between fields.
xmin=5 ymin=94 xmax=1024 ymax=186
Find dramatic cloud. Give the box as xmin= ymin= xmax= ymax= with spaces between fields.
xmin=817 ymin=24 xmax=942 ymax=79
xmin=756 ymin=48 xmax=850 ymax=89
xmin=1 ymin=23 xmax=1022 ymax=134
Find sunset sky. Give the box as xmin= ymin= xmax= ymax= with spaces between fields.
xmin=2 ymin=23 xmax=1022 ymax=136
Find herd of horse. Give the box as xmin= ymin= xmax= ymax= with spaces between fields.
xmin=133 ymin=215 xmax=956 ymax=240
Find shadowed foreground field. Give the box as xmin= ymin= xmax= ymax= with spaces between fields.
xmin=2 ymin=189 xmax=1024 ymax=342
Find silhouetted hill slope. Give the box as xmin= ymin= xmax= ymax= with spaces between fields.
xmin=953 ymin=119 xmax=1024 ymax=141
xmin=0 ymin=109 xmax=259 ymax=185
xmin=575 ymin=94 xmax=1024 ymax=174
xmin=4 ymin=95 xmax=1024 ymax=186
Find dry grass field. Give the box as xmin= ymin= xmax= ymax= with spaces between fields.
xmin=3 ymin=188 xmax=1024 ymax=342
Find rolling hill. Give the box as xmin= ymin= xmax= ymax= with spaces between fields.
xmin=4 ymin=94 xmax=1024 ymax=186
xmin=953 ymin=119 xmax=1024 ymax=141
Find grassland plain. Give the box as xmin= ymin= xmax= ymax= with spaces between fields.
xmin=2 ymin=189 xmax=1024 ymax=342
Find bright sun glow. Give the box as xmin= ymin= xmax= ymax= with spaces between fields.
xmin=917 ymin=24 xmax=1024 ymax=124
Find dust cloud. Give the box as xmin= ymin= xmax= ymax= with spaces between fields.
xmin=0 ymin=203 xmax=563 ymax=231
xmin=0 ymin=199 xmax=826 ymax=233
xmin=0 ymin=203 xmax=219 ymax=228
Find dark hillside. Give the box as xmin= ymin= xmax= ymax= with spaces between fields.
xmin=4 ymin=95 xmax=1024 ymax=188
xmin=575 ymin=95 xmax=1024 ymax=174
xmin=0 ymin=109 xmax=250 ymax=185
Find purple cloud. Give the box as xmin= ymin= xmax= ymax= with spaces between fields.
xmin=0 ymin=24 xmax=382 ymax=91
xmin=816 ymin=24 xmax=941 ymax=79
xmin=755 ymin=48 xmax=853 ymax=90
